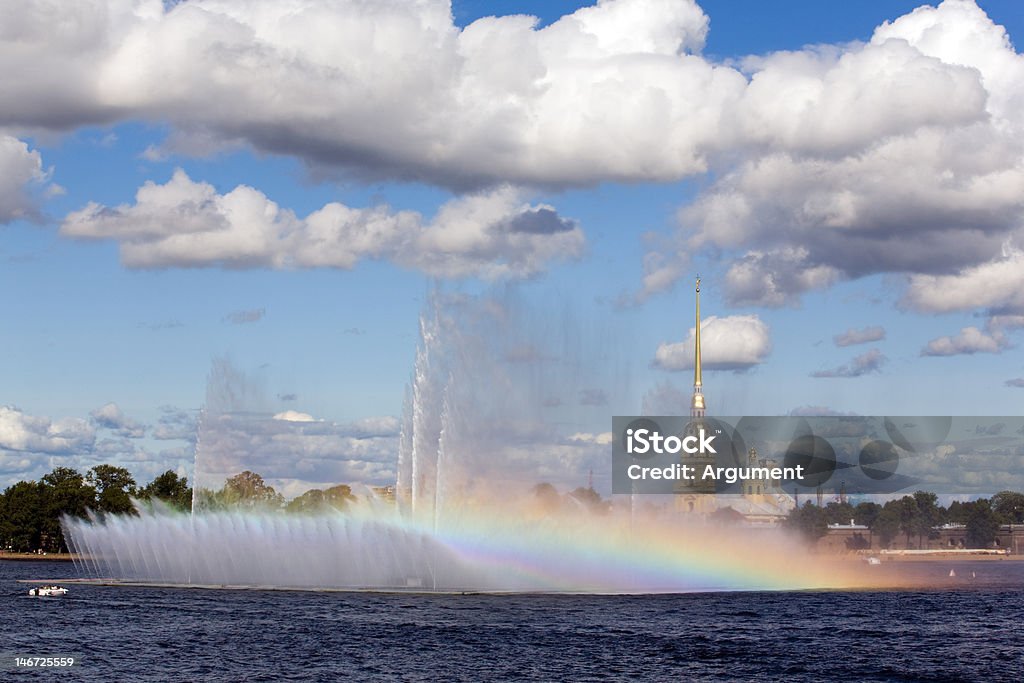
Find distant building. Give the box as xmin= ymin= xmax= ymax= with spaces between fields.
xmin=371 ymin=486 xmax=396 ymax=504
xmin=819 ymin=523 xmax=1024 ymax=554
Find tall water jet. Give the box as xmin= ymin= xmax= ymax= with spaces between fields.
xmin=408 ymin=307 xmax=444 ymax=522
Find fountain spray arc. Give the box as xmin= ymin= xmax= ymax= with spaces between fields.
xmin=64 ymin=290 xmax=875 ymax=593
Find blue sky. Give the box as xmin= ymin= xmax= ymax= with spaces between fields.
xmin=1 ymin=0 xmax=1023 ymax=495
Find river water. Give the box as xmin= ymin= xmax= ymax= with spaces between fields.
xmin=3 ymin=559 xmax=1022 ymax=681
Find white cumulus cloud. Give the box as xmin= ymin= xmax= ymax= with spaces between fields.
xmin=2 ymin=0 xmax=1022 ymax=310
xmin=0 ymin=0 xmax=738 ymax=187
xmin=810 ymin=348 xmax=887 ymax=378
xmin=0 ymin=405 xmax=95 ymax=455
xmin=921 ymin=326 xmax=1008 ymax=356
xmin=0 ymin=135 xmax=48 ymax=223
xmin=903 ymin=246 xmax=1024 ymax=314
xmin=634 ymin=1 xmax=1024 ymax=310
xmin=60 ymin=169 xmax=584 ymax=278
xmin=653 ymin=314 xmax=771 ymax=371
xmin=89 ymin=402 xmax=147 ymax=438
xmin=834 ymin=326 xmax=886 ymax=347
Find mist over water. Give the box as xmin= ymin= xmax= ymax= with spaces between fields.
xmin=66 ymin=290 xmax=887 ymax=593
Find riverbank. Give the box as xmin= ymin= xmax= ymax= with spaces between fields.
xmin=846 ymin=550 xmax=1024 ymax=562
xmin=877 ymin=554 xmax=1024 ymax=562
xmin=0 ymin=552 xmax=76 ymax=562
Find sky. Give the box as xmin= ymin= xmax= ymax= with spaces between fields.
xmin=1 ymin=0 xmax=1023 ymax=496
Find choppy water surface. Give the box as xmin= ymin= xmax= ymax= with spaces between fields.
xmin=4 ymin=560 xmax=1023 ymax=682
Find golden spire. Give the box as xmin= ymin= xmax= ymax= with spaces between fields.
xmin=691 ymin=276 xmax=705 ymax=418
xmin=694 ymin=276 xmax=702 ymax=389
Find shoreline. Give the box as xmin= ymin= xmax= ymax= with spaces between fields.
xmin=0 ymin=553 xmax=77 ymax=562
xmin=2 ymin=552 xmax=1021 ymax=564
xmin=828 ymin=552 xmax=1024 ymax=563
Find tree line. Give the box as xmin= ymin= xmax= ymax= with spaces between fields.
xmin=0 ymin=467 xmax=364 ymax=554
xmin=0 ymin=466 xmax=191 ymax=553
xmin=785 ymin=490 xmax=1024 ymax=549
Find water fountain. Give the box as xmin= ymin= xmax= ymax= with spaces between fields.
xmin=64 ymin=290 xmax=869 ymax=592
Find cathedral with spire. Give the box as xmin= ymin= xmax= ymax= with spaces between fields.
xmin=675 ymin=276 xmax=795 ymax=523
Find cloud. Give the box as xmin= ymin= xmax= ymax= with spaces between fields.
xmin=0 ymin=0 xmax=728 ymax=188
xmin=223 ymin=308 xmax=265 ymax=324
xmin=721 ymin=248 xmax=840 ymax=307
xmin=0 ymin=135 xmax=48 ymax=223
xmin=641 ymin=381 xmax=689 ymax=415
xmin=277 ymin=393 xmax=298 ymax=402
xmin=194 ymin=411 xmax=402 ymax=489
xmin=347 ymin=416 xmax=401 ymax=438
xmin=921 ymin=326 xmax=1008 ymax=356
xmin=578 ymin=388 xmax=608 ymax=406
xmin=974 ymin=422 xmax=1005 ymax=436
xmin=0 ymin=405 xmax=95 ymax=454
xmin=5 ymin=0 xmax=1009 ymax=192
xmin=810 ymin=348 xmax=887 ymax=378
xmin=273 ymin=410 xmax=317 ymax=423
xmin=903 ymin=246 xmax=1024 ymax=314
xmin=653 ymin=314 xmax=771 ymax=371
xmin=987 ymin=315 xmax=1024 ymax=332
xmin=61 ymin=169 xmax=584 ymax=278
xmin=151 ymin=405 xmax=197 ymax=441
xmin=1006 ymin=378 xmax=1024 ymax=388
xmin=89 ymin=402 xmax=147 ymax=438
xmin=4 ymin=0 xmax=1022 ymax=308
xmin=787 ymin=406 xmax=860 ymax=417
xmin=834 ymin=325 xmax=886 ymax=347
xmin=568 ymin=432 xmax=613 ymax=445
xmin=630 ymin=1 xmax=1024 ymax=308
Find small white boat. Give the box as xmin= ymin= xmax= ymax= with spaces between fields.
xmin=948 ymin=569 xmax=956 ymax=578
xmin=866 ymin=557 xmax=881 ymax=566
xmin=28 ymin=585 xmax=68 ymax=597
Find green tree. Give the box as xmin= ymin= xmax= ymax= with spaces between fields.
xmin=87 ymin=464 xmax=138 ymax=515
xmin=964 ymin=499 xmax=1000 ymax=549
xmin=854 ymin=501 xmax=882 ymax=528
xmin=140 ymin=470 xmax=193 ymax=512
xmin=911 ymin=491 xmax=942 ymax=548
xmin=284 ymin=485 xmax=355 ymax=514
xmin=946 ymin=500 xmax=971 ymax=525
xmin=895 ymin=496 xmax=918 ymax=548
xmin=891 ymin=492 xmax=941 ymax=549
xmin=1 ymin=481 xmax=46 ymax=552
xmin=40 ymin=468 xmax=95 ymax=552
xmin=532 ymin=483 xmax=561 ymax=514
xmin=0 ymin=490 xmax=6 ymax=548
xmin=824 ymin=501 xmax=855 ymax=525
xmin=785 ymin=502 xmax=829 ymax=545
xmin=286 ymin=488 xmax=327 ymax=514
xmin=323 ymin=484 xmax=356 ymax=510
xmin=873 ymin=504 xmax=902 ymax=548
xmin=992 ymin=491 xmax=1024 ymax=524
xmin=569 ymin=486 xmax=609 ymax=514
xmin=217 ymin=471 xmax=284 ymax=510
xmin=845 ymin=533 xmax=870 ymax=551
